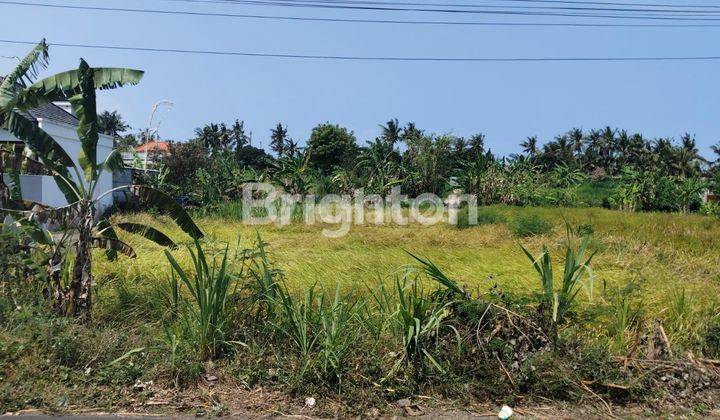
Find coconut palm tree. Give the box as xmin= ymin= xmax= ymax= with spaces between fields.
xmin=676 ymin=133 xmax=705 ymax=177
xmin=98 ymin=110 xmax=130 ymax=138
xmin=569 ymin=128 xmax=584 ymax=158
xmin=0 ymin=41 xmax=203 ymax=319
xmin=380 ymin=118 xmax=401 ymax=149
xmin=521 ymin=136 xmax=538 ymax=161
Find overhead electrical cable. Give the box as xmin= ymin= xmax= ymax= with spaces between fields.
xmin=151 ymin=0 xmax=720 ymax=14
xmin=151 ymin=0 xmax=720 ymax=19
xmin=5 ymin=0 xmax=720 ymax=21
xmin=2 ymin=38 xmax=720 ymax=62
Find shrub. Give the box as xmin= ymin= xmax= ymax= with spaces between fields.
xmin=509 ymin=212 xmax=554 ymax=237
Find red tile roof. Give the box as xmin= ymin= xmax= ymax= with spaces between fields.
xmin=135 ymin=141 xmax=170 ymax=153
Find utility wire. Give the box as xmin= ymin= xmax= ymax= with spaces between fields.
xmin=247 ymin=0 xmax=720 ymax=8
xmin=7 ymin=0 xmax=720 ymax=28
xmin=157 ymin=0 xmax=720 ymax=14
xmin=1 ymin=38 xmax=720 ymax=62
xmin=0 ymin=0 xmax=720 ymax=21
xmin=150 ymin=0 xmax=720 ymax=19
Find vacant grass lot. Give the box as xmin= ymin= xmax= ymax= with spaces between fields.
xmin=100 ymin=205 xmax=720 ymax=349
xmin=4 ymin=205 xmax=719 ymax=416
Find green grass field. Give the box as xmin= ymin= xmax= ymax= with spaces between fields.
xmin=99 ymin=205 xmax=720 ymax=349
xmin=4 ymin=205 xmax=720 ymax=415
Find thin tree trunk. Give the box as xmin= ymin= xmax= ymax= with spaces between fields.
xmin=0 ymin=175 xmax=9 ymax=208
xmin=66 ymin=200 xmax=94 ymax=321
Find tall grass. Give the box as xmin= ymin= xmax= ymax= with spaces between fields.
xmin=274 ymin=283 xmax=318 ymax=358
xmin=521 ymin=226 xmax=596 ymax=331
xmin=246 ymin=232 xmax=280 ymax=318
xmin=394 ymin=277 xmax=455 ymax=373
xmin=165 ymin=240 xmax=242 ymax=360
xmin=316 ymin=285 xmax=361 ymax=386
xmin=606 ymin=284 xmax=643 ymax=351
xmin=272 ymin=281 xmax=362 ymax=386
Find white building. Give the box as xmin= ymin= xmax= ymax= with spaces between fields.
xmin=0 ymin=102 xmax=115 ymax=212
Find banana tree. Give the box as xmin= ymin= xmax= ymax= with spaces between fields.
xmin=0 ymin=41 xmax=204 ymax=319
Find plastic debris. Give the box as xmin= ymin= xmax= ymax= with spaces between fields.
xmin=498 ymin=405 xmax=513 ymax=419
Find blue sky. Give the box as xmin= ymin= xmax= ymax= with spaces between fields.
xmin=1 ymin=0 xmax=719 ymax=158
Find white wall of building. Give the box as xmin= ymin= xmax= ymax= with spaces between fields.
xmin=0 ymin=119 xmax=115 ymax=212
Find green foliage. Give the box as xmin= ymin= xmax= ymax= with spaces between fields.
xmin=274 ymin=283 xmax=318 ymax=357
xmin=406 ymin=252 xmax=465 ymax=298
xmin=315 ymin=285 xmax=361 ymax=385
xmin=402 ymin=133 xmax=454 ymax=196
xmin=393 ymin=277 xmax=454 ymax=374
xmin=164 ymin=240 xmax=241 ymax=360
xmin=0 ymin=217 xmax=48 ymax=312
xmin=521 ymin=227 xmax=597 ymax=330
xmin=97 ymin=110 xmax=130 ymax=138
xmin=307 ymin=123 xmax=359 ymax=174
xmin=509 ymin=212 xmax=554 ymax=237
xmin=700 ymin=201 xmax=720 ymax=218
xmin=0 ymin=42 xmax=203 ymax=318
xmin=162 ymin=139 xmax=211 ymax=195
xmin=609 ymin=167 xmax=708 ymax=213
xmin=605 ymin=283 xmax=643 ymax=351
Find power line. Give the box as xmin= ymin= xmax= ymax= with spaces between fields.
xmin=1 ymin=38 xmax=720 ymax=62
xmin=253 ymin=0 xmax=720 ymax=8
xmin=159 ymin=0 xmax=720 ymax=14
xmin=3 ymin=0 xmax=720 ymax=21
xmin=144 ymin=0 xmax=720 ymax=19
xmin=5 ymin=0 xmax=720 ymax=25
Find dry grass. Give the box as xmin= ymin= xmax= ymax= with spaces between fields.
xmin=97 ymin=205 xmax=720 ymax=347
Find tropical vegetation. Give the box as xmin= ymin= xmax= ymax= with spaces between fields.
xmin=1 ymin=41 xmax=719 ymax=417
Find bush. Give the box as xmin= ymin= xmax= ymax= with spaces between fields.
xmin=509 ymin=213 xmax=554 ymax=237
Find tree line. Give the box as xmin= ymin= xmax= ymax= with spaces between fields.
xmin=102 ymin=113 xmax=720 ymax=214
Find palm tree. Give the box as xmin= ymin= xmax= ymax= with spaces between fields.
xmin=677 ymin=133 xmax=705 ymax=177
xmin=270 ymin=122 xmax=288 ymax=157
xmin=521 ymin=136 xmax=538 ymax=161
xmin=0 ymin=41 xmax=203 ymax=319
xmin=285 ymin=138 xmax=299 ymax=156
xmin=569 ymin=128 xmax=584 ymax=157
xmin=401 ymin=122 xmax=423 ymax=160
xmin=600 ymin=126 xmax=617 ymax=171
xmin=467 ymin=133 xmax=485 ymax=161
xmin=98 ymin=110 xmax=129 ymax=137
xmin=380 ymin=118 xmax=401 ymax=148
xmin=712 ymin=142 xmax=720 ymax=165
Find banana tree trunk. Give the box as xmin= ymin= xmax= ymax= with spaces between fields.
xmin=0 ymin=176 xmax=8 ymax=208
xmin=65 ymin=200 xmax=94 ymax=320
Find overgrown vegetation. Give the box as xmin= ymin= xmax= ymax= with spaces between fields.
xmin=2 ymin=207 xmax=720 ymax=416
xmin=2 ymin=42 xmax=720 ymax=417
xmin=126 ymin=116 xmax=720 ymax=218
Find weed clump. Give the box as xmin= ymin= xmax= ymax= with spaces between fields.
xmin=455 ymin=206 xmax=506 ymax=229
xmin=509 ymin=212 xmax=554 ymax=237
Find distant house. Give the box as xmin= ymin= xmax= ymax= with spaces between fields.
xmin=122 ymin=140 xmax=170 ymax=168
xmin=0 ymin=101 xmax=115 ymax=212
